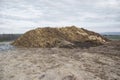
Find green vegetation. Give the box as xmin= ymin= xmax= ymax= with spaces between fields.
xmin=0 ymin=40 xmax=5 ymax=42
xmin=0 ymin=34 xmax=22 ymax=42
xmin=104 ymin=35 xmax=120 ymax=40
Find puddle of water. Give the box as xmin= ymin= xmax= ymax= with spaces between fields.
xmin=0 ymin=42 xmax=15 ymax=51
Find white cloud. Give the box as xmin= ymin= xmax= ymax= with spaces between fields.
xmin=95 ymin=0 xmax=120 ymax=8
xmin=0 ymin=0 xmax=120 ymax=33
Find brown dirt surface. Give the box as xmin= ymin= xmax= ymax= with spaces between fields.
xmin=12 ymin=26 xmax=109 ymax=48
xmin=0 ymin=41 xmax=120 ymax=80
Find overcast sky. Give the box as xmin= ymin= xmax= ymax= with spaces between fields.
xmin=0 ymin=0 xmax=120 ymax=33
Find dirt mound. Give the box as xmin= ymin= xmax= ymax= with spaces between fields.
xmin=12 ymin=26 xmax=109 ymax=48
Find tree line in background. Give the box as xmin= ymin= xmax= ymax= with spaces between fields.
xmin=0 ymin=34 xmax=22 ymax=42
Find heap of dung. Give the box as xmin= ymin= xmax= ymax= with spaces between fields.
xmin=12 ymin=26 xmax=109 ymax=48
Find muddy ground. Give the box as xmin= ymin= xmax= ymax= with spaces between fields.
xmin=0 ymin=41 xmax=120 ymax=80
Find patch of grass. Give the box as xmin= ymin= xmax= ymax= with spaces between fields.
xmin=104 ymin=35 xmax=120 ymax=40
xmin=0 ymin=40 xmax=5 ymax=42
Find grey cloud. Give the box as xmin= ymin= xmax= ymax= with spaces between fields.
xmin=0 ymin=0 xmax=120 ymax=33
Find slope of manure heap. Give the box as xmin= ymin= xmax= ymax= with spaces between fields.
xmin=12 ymin=26 xmax=109 ymax=48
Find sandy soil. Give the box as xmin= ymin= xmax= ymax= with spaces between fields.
xmin=0 ymin=41 xmax=120 ymax=80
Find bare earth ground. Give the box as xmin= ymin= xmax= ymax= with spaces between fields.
xmin=0 ymin=41 xmax=120 ymax=80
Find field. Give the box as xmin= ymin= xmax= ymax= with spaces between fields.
xmin=103 ymin=35 xmax=120 ymax=40
xmin=0 ymin=41 xmax=120 ymax=80
xmin=0 ymin=34 xmax=21 ymax=42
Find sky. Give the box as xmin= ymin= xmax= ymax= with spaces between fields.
xmin=0 ymin=0 xmax=120 ymax=33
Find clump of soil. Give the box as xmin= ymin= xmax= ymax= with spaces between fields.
xmin=12 ymin=26 xmax=109 ymax=48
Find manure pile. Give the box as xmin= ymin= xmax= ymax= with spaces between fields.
xmin=12 ymin=26 xmax=109 ymax=48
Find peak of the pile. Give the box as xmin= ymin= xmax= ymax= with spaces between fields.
xmin=12 ymin=26 xmax=109 ymax=48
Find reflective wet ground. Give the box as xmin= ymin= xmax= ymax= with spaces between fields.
xmin=0 ymin=42 xmax=15 ymax=51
